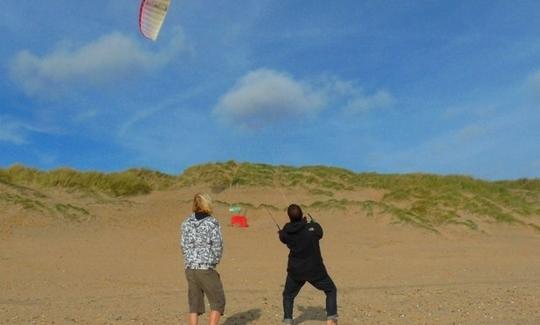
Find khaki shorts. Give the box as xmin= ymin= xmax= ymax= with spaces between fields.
xmin=185 ymin=269 xmax=226 ymax=315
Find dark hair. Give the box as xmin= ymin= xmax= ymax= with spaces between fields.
xmin=287 ymin=204 xmax=303 ymax=222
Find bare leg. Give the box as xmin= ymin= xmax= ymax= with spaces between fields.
xmin=188 ymin=313 xmax=198 ymax=325
xmin=326 ymin=319 xmax=337 ymax=325
xmin=209 ymin=310 xmax=221 ymax=325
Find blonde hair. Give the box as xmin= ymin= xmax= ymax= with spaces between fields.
xmin=192 ymin=193 xmax=213 ymax=214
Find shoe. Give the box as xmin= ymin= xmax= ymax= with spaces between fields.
xmin=283 ymin=318 xmax=294 ymax=325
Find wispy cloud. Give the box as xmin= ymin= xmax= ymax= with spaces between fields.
xmin=368 ymin=101 xmax=540 ymax=179
xmin=0 ymin=116 xmax=47 ymax=145
xmin=317 ymin=76 xmax=396 ymax=116
xmin=9 ymin=28 xmax=191 ymax=99
xmin=0 ymin=119 xmax=27 ymax=145
xmin=343 ymin=90 xmax=395 ymax=114
xmin=368 ymin=121 xmax=496 ymax=176
xmin=117 ymin=86 xmax=205 ymax=137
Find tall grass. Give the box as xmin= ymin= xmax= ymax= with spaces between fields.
xmin=1 ymin=165 xmax=159 ymax=196
xmin=174 ymin=162 xmax=539 ymax=231
xmin=0 ymin=192 xmax=48 ymax=212
xmin=2 ymin=162 xmax=539 ymax=231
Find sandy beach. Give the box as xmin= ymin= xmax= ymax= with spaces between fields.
xmin=1 ymin=186 xmax=540 ymax=324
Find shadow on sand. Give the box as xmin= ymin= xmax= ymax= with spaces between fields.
xmin=223 ymin=308 xmax=262 ymax=325
xmin=294 ymin=305 xmax=327 ymax=324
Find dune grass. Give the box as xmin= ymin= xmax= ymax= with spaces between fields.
xmin=0 ymin=190 xmax=92 ymax=223
xmin=0 ymin=192 xmax=48 ymax=213
xmin=1 ymin=165 xmax=161 ymax=196
xmin=54 ymin=203 xmax=91 ymax=222
xmin=2 ymin=161 xmax=539 ymax=231
xmin=175 ymin=162 xmax=539 ymax=231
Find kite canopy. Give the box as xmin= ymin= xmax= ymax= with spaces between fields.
xmin=139 ymin=0 xmax=170 ymax=41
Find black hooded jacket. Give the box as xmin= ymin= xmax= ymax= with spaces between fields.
xmin=279 ymin=219 xmax=328 ymax=281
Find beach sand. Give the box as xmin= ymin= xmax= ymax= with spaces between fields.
xmin=1 ymin=188 xmax=540 ymax=324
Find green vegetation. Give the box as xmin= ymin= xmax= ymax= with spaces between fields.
xmin=54 ymin=203 xmax=91 ymax=222
xmin=0 ymin=191 xmax=92 ymax=223
xmin=308 ymin=188 xmax=335 ymax=197
xmin=123 ymin=168 xmax=177 ymax=190
xmin=178 ymin=161 xmax=238 ymax=188
xmin=1 ymin=164 xmax=161 ymax=196
xmin=0 ymin=192 xmax=48 ymax=212
xmin=529 ymin=223 xmax=540 ymax=232
xmin=186 ymin=163 xmax=539 ymax=232
xmin=307 ymin=198 xmax=350 ymax=210
xmin=1 ymin=162 xmax=539 ymax=232
xmin=215 ymin=200 xmax=280 ymax=212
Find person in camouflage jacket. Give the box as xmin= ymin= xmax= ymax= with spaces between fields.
xmin=181 ymin=212 xmax=223 ymax=269
xmin=180 ymin=193 xmax=225 ymax=325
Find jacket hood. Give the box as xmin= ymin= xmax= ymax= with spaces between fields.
xmin=186 ymin=213 xmax=216 ymax=226
xmin=283 ymin=220 xmax=307 ymax=234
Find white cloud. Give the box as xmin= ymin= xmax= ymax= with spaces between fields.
xmin=368 ymin=103 xmax=540 ymax=179
xmin=9 ymin=29 xmax=190 ymax=99
xmin=0 ymin=116 xmax=45 ymax=145
xmin=213 ymin=69 xmax=325 ymax=128
xmin=367 ymin=122 xmax=496 ymax=176
xmin=314 ymin=76 xmax=395 ymax=116
xmin=213 ymin=69 xmax=395 ymax=128
xmin=0 ymin=122 xmax=26 ymax=144
xmin=343 ymin=90 xmax=395 ymax=114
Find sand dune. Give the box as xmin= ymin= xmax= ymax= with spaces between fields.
xmin=1 ymin=186 xmax=540 ymax=324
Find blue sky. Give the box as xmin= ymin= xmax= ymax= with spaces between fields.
xmin=1 ymin=1 xmax=539 ymax=179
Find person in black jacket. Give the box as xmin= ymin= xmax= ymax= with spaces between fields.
xmin=278 ymin=204 xmax=338 ymax=325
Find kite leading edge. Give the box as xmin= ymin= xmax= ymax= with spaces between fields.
xmin=139 ymin=0 xmax=170 ymax=41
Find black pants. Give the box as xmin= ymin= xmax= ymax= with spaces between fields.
xmin=282 ymin=274 xmax=337 ymax=320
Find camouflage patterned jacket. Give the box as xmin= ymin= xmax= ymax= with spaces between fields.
xmin=180 ymin=213 xmax=223 ymax=270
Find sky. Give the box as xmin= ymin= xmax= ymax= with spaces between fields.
xmin=1 ymin=0 xmax=539 ymax=180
